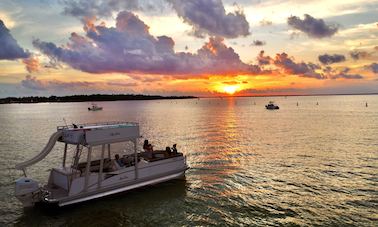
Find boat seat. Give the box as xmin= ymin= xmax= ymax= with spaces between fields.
xmin=76 ymin=158 xmax=112 ymax=173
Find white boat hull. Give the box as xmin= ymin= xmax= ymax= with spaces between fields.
xmin=58 ymin=168 xmax=187 ymax=206
xmin=41 ymin=156 xmax=189 ymax=207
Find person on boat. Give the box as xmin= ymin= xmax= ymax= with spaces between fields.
xmin=143 ymin=140 xmax=149 ymax=151
xmin=114 ymin=154 xmax=124 ymax=167
xmin=172 ymin=144 xmax=177 ymax=154
xmin=143 ymin=140 xmax=154 ymax=159
xmin=165 ymin=146 xmax=172 ymax=156
xmin=143 ymin=140 xmax=153 ymax=152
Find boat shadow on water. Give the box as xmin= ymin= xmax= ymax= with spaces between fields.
xmin=15 ymin=178 xmax=188 ymax=226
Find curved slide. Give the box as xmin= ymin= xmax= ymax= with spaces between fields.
xmin=15 ymin=131 xmax=63 ymax=170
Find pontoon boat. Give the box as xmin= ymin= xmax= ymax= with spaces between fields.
xmin=14 ymin=122 xmax=188 ymax=207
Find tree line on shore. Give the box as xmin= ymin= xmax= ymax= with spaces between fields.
xmin=0 ymin=94 xmax=196 ymax=104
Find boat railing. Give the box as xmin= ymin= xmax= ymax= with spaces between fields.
xmin=57 ymin=121 xmax=139 ymax=130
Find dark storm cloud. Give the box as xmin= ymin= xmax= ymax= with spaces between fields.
xmin=318 ymin=54 xmax=346 ymax=65
xmin=0 ymin=20 xmax=30 ymax=60
xmin=251 ymin=40 xmax=266 ymax=46
xmin=33 ymin=11 xmax=263 ymax=77
xmin=273 ymin=53 xmax=324 ymax=79
xmin=168 ymin=0 xmax=250 ymax=38
xmin=287 ymin=14 xmax=339 ymax=38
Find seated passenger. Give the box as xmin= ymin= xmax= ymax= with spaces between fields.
xmin=115 ymin=154 xmax=125 ymax=167
xmin=143 ymin=139 xmax=153 ymax=152
xmin=165 ymin=146 xmax=172 ymax=156
xmin=143 ymin=140 xmax=149 ymax=151
xmin=143 ymin=140 xmax=154 ymax=152
xmin=172 ymin=144 xmax=177 ymax=154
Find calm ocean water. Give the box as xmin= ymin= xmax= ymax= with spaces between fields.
xmin=0 ymin=95 xmax=377 ymax=226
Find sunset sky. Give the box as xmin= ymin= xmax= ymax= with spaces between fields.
xmin=0 ymin=0 xmax=377 ymax=97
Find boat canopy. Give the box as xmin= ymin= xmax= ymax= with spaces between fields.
xmin=58 ymin=121 xmax=140 ymax=146
xmin=15 ymin=122 xmax=140 ymax=171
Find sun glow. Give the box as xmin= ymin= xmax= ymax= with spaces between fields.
xmin=223 ymin=85 xmax=239 ymax=95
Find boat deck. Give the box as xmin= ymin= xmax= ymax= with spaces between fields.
xmin=45 ymin=185 xmax=68 ymax=199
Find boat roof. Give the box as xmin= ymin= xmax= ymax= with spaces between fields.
xmin=57 ymin=121 xmax=137 ymax=130
xmin=58 ymin=121 xmax=140 ymax=145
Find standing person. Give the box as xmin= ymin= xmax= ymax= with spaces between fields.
xmin=172 ymin=144 xmax=177 ymax=154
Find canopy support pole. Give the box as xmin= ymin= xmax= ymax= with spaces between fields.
xmin=98 ymin=145 xmax=105 ymax=188
xmin=134 ymin=139 xmax=138 ymax=180
xmin=84 ymin=146 xmax=92 ymax=192
xmin=62 ymin=143 xmax=67 ymax=168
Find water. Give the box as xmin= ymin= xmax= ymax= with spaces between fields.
xmin=0 ymin=95 xmax=377 ymax=226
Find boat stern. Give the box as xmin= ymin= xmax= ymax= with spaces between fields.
xmin=15 ymin=177 xmax=41 ymax=207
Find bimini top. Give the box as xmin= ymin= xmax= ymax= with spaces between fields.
xmin=58 ymin=121 xmax=140 ymax=146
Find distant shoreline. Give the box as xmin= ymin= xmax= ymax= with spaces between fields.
xmin=205 ymin=92 xmax=378 ymax=98
xmin=1 ymin=92 xmax=377 ymax=104
xmin=0 ymin=94 xmax=197 ymax=104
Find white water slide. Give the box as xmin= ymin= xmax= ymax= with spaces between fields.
xmin=15 ymin=131 xmax=63 ymax=170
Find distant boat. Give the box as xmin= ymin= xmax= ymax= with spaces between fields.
xmin=265 ymin=101 xmax=279 ymax=110
xmin=88 ymin=103 xmax=103 ymax=111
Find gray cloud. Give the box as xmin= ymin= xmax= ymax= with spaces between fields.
xmin=273 ymin=53 xmax=324 ymax=79
xmin=33 ymin=11 xmax=263 ymax=77
xmin=323 ymin=67 xmax=364 ymax=79
xmin=168 ymin=0 xmax=250 ymax=38
xmin=366 ymin=63 xmax=378 ymax=73
xmin=251 ymin=40 xmax=266 ymax=46
xmin=350 ymin=46 xmax=378 ymax=61
xmin=62 ymin=0 xmax=140 ymax=19
xmin=287 ymin=14 xmax=339 ymax=38
xmin=350 ymin=50 xmax=370 ymax=60
xmin=107 ymin=81 xmax=139 ymax=87
xmin=21 ymin=75 xmax=96 ymax=90
xmin=0 ymin=20 xmax=30 ymax=60
xmin=318 ymin=54 xmax=346 ymax=65
xmin=21 ymin=75 xmax=46 ymax=90
xmin=329 ymin=73 xmax=363 ymax=80
xmin=62 ymin=0 xmax=169 ymax=21
xmin=257 ymin=50 xmax=272 ymax=65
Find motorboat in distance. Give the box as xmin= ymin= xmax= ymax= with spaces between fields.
xmin=88 ymin=103 xmax=103 ymax=111
xmin=14 ymin=121 xmax=189 ymax=207
xmin=265 ymin=101 xmax=279 ymax=110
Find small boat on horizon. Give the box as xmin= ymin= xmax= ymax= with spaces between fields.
xmin=14 ymin=121 xmax=189 ymax=207
xmin=265 ymin=101 xmax=279 ymax=110
xmin=88 ymin=103 xmax=103 ymax=111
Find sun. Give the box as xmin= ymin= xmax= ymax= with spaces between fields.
xmin=223 ymin=85 xmax=239 ymax=95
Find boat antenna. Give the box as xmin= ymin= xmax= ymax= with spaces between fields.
xmin=63 ymin=118 xmax=68 ymax=127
